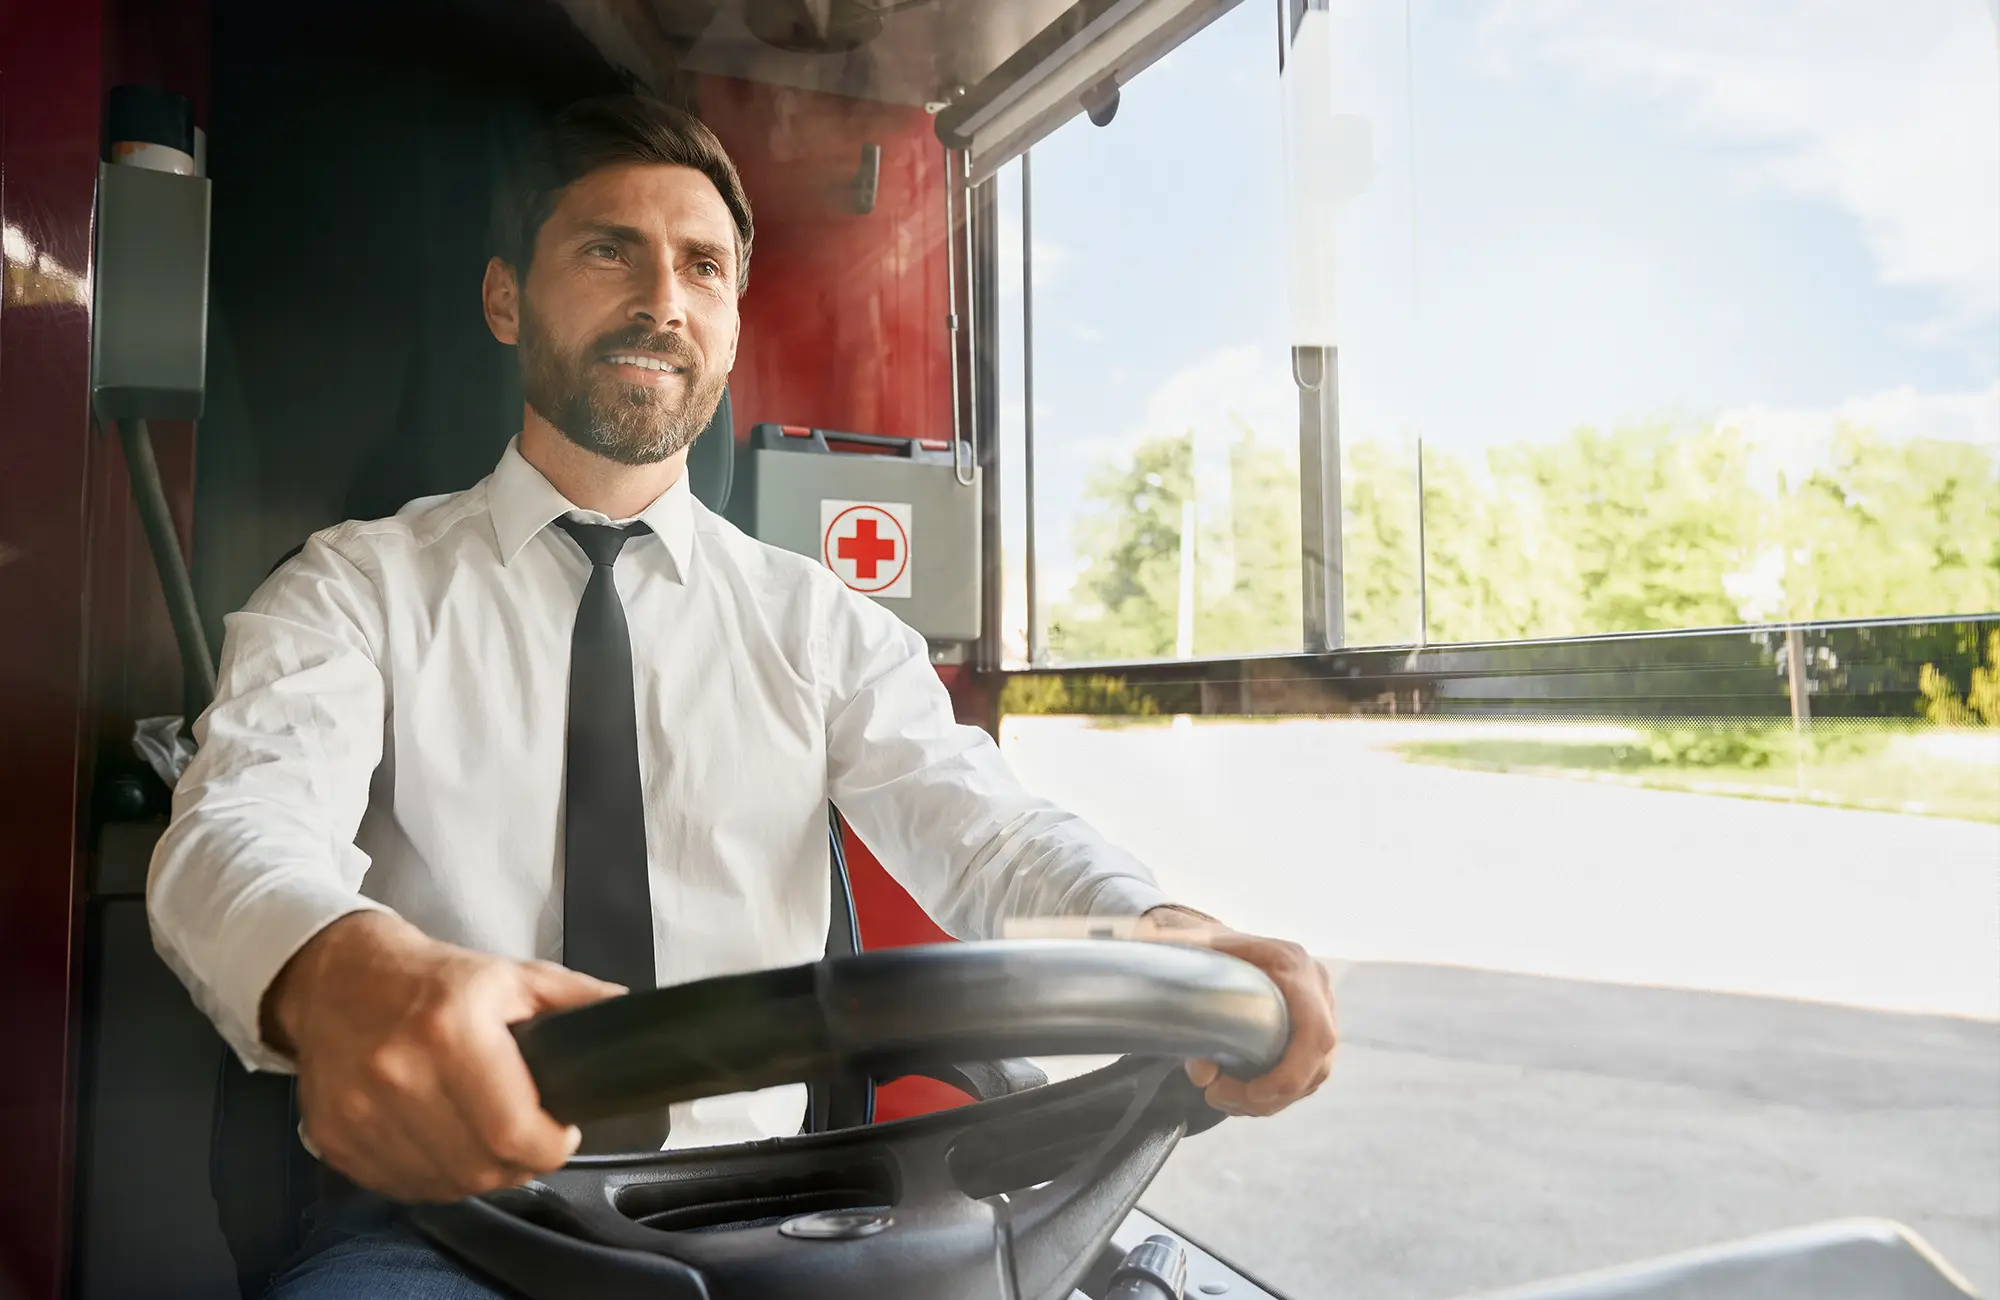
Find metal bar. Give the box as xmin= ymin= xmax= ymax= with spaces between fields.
xmin=960 ymin=149 xmax=980 ymax=489
xmin=971 ymin=172 xmax=1005 ymax=674
xmin=1021 ymin=152 xmax=1042 ymax=666
xmin=117 ymin=417 xmax=218 ymax=725
xmin=943 ymin=145 xmax=969 ymax=485
xmin=989 ymin=613 xmax=1994 ymax=721
xmin=1416 ymin=435 xmax=1428 ymax=647
xmin=1407 ymin=0 xmax=1426 ymax=652
xmin=1295 ymin=345 xmax=1344 ymax=651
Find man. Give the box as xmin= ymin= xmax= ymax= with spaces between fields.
xmin=149 ymin=95 xmax=1336 ymax=1297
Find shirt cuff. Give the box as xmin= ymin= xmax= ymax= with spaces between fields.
xmin=1077 ymin=874 xmax=1176 ymax=919
xmin=212 ymin=881 xmax=394 ymax=1073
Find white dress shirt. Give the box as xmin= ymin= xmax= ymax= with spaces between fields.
xmin=148 ymin=439 xmax=1171 ymax=1147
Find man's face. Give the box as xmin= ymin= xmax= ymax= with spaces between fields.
xmin=500 ymin=162 xmax=741 ymax=466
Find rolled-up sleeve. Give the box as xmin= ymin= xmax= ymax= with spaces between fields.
xmin=147 ymin=533 xmax=396 ymax=1072
xmin=816 ymin=579 xmax=1172 ymax=940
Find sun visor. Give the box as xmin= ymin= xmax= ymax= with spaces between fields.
xmin=935 ymin=0 xmax=1245 ymax=182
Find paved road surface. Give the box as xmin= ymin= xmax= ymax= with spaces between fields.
xmin=1137 ymin=963 xmax=1999 ymax=1300
xmin=1000 ymin=718 xmax=2000 ymax=1299
xmin=1001 ymin=717 xmax=2000 ymax=1020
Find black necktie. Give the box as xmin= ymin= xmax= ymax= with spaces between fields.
xmin=555 ymin=517 xmax=669 ymax=1152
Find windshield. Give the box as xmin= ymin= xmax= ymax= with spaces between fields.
xmin=992 ymin=1 xmax=1999 ymax=1296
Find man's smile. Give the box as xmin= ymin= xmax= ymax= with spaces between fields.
xmin=600 ymin=352 xmax=690 ymax=385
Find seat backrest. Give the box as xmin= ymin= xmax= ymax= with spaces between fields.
xmin=685 ymin=387 xmax=735 ymax=515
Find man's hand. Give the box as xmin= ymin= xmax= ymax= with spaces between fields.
xmin=1143 ymin=908 xmax=1338 ymax=1118
xmin=262 ymin=911 xmax=624 ymax=1203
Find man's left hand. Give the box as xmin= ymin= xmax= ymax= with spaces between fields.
xmin=1145 ymin=909 xmax=1338 ymax=1117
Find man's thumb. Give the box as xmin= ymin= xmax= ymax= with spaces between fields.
xmin=520 ymin=960 xmax=627 ymax=1011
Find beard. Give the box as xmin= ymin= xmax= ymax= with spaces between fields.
xmin=517 ymin=302 xmax=728 ymax=466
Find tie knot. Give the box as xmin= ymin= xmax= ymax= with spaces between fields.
xmin=557 ymin=517 xmax=651 ymax=568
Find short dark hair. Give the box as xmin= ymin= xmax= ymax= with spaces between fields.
xmin=504 ymin=95 xmax=754 ymax=291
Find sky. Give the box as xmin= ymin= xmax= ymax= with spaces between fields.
xmin=990 ymin=0 xmax=2000 ymax=662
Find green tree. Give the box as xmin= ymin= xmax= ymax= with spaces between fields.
xmin=1049 ymin=435 xmax=1188 ymax=661
xmin=1339 ymin=439 xmax=1421 ymax=646
xmin=1343 ymin=423 xmax=1760 ymax=644
xmin=1050 ymin=426 xmax=1301 ymax=662
xmin=1417 ymin=446 xmax=1588 ymax=643
xmin=1507 ymin=421 xmax=1760 ymax=635
xmin=1771 ymin=428 xmax=2000 ymax=622
xmin=1921 ymin=628 xmax=2000 ymax=727
xmin=1055 ymin=415 xmax=1997 ymax=661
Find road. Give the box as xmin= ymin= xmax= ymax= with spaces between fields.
xmin=1000 ymin=717 xmax=2000 ymax=1299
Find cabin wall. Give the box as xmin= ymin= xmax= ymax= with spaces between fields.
xmin=697 ymin=75 xmax=956 ymax=451
xmin=0 ymin=3 xmax=212 ymax=1294
xmin=0 ymin=8 xmax=103 ymax=1294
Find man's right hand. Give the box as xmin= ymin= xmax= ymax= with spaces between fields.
xmin=261 ymin=911 xmax=624 ymax=1203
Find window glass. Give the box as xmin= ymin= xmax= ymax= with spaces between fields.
xmin=1008 ymin=0 xmax=1303 ymax=665
xmin=1000 ymin=7 xmax=1999 ymax=1291
xmin=1331 ymin=0 xmax=2000 ymax=645
xmin=1011 ymin=0 xmax=1999 ymax=658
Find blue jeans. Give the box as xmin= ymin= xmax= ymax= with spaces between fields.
xmin=264 ymin=1192 xmax=511 ymax=1300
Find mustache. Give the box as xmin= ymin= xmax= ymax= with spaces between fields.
xmin=592 ymin=326 xmax=699 ymax=370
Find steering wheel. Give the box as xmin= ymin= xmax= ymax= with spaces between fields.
xmin=410 ymin=940 xmax=1289 ymax=1300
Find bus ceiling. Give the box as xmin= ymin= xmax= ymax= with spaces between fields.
xmin=558 ymin=0 xmax=1244 ymax=179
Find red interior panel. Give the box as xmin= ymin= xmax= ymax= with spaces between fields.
xmin=697 ymin=75 xmax=955 ymax=451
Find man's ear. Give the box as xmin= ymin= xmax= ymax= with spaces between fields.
xmin=482 ymin=256 xmax=521 ymax=345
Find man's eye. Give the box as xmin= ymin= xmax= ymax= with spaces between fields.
xmin=693 ymin=261 xmax=721 ymax=278
xmin=586 ymin=243 xmax=620 ymax=260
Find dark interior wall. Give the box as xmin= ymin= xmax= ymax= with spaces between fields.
xmin=0 ymin=9 xmax=107 ymax=1294
xmin=192 ymin=0 xmax=626 ymax=645
xmin=0 ymin=1 xmax=223 ymax=1292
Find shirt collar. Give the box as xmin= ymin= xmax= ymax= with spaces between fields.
xmin=487 ymin=437 xmax=696 ymax=580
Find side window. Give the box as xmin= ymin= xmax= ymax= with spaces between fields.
xmin=996 ymin=0 xmax=1301 ymax=668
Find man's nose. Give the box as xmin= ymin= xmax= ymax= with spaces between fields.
xmin=629 ymin=253 xmax=687 ymax=330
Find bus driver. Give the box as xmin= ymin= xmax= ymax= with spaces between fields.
xmin=147 ymin=95 xmax=1338 ymax=1298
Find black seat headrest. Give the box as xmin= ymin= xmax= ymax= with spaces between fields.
xmin=686 ymin=387 xmax=734 ymax=514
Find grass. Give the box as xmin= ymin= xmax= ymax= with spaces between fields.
xmin=1391 ymin=723 xmax=2000 ymax=823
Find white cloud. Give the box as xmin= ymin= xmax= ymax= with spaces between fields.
xmin=1479 ymin=0 xmax=2000 ymax=327
xmin=1718 ymin=381 xmax=2000 ymax=480
xmin=1085 ymin=343 xmax=1296 ymax=459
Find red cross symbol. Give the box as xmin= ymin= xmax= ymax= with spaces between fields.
xmin=836 ymin=516 xmax=898 ymax=579
xmin=823 ymin=503 xmax=911 ymax=595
